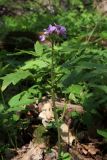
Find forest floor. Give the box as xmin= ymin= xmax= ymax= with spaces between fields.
xmin=2 ymin=100 xmax=107 ymax=160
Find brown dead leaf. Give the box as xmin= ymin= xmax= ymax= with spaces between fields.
xmin=95 ymin=155 xmax=102 ymax=160
xmin=11 ymin=142 xmax=45 ymax=160
xmin=82 ymin=148 xmax=88 ymax=155
xmin=81 ymin=143 xmax=99 ymax=155
xmin=81 ymin=144 xmax=89 ymax=150
xmin=44 ymin=155 xmax=51 ymax=160
xmin=69 ymin=148 xmax=94 ymax=160
xmin=88 ymin=146 xmax=99 ymax=155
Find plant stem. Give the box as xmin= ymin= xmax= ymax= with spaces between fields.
xmin=0 ymin=89 xmax=6 ymax=108
xmin=51 ymin=41 xmax=61 ymax=158
xmin=51 ymin=41 xmax=55 ymax=107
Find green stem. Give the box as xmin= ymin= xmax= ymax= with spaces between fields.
xmin=0 ymin=89 xmax=6 ymax=108
xmin=51 ymin=41 xmax=55 ymax=107
xmin=51 ymin=41 xmax=61 ymax=158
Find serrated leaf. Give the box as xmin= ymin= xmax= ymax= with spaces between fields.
xmin=1 ymin=70 xmax=32 ymax=91
xmin=97 ymin=129 xmax=107 ymax=139
xmin=34 ymin=41 xmax=43 ymax=55
xmin=21 ymin=59 xmax=48 ymax=70
xmin=21 ymin=59 xmax=37 ymax=70
xmin=35 ymin=59 xmax=48 ymax=68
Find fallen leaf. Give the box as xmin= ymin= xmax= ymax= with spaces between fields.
xmin=81 ymin=143 xmax=99 ymax=155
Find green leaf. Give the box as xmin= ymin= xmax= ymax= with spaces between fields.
xmin=34 ymin=41 xmax=43 ymax=55
xmin=97 ymin=129 xmax=107 ymax=139
xmin=11 ymin=50 xmax=37 ymax=56
xmin=100 ymin=31 xmax=107 ymax=39
xmin=6 ymin=106 xmax=25 ymax=113
xmin=67 ymin=84 xmax=83 ymax=95
xmin=61 ymin=152 xmax=71 ymax=160
xmin=8 ymin=91 xmax=35 ymax=108
xmin=71 ymin=111 xmax=79 ymax=118
xmin=35 ymin=59 xmax=48 ymax=68
xmin=21 ymin=58 xmax=48 ymax=70
xmin=69 ymin=93 xmax=77 ymax=103
xmin=1 ymin=70 xmax=32 ymax=91
xmin=13 ymin=114 xmax=20 ymax=121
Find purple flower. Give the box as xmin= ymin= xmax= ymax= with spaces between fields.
xmin=45 ymin=24 xmax=57 ymax=34
xmin=39 ymin=35 xmax=46 ymax=41
xmin=55 ymin=24 xmax=66 ymax=37
xmin=39 ymin=24 xmax=66 ymax=42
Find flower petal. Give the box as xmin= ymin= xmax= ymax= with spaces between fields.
xmin=39 ymin=35 xmax=46 ymax=41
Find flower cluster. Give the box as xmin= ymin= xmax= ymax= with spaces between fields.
xmin=39 ymin=24 xmax=66 ymax=42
